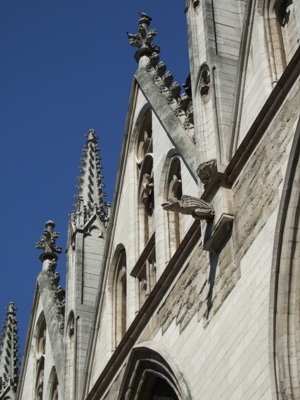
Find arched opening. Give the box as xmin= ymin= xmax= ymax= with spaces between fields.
xmin=266 ymin=0 xmax=287 ymax=84
xmin=46 ymin=367 xmax=59 ymax=400
xmin=164 ymin=156 xmax=183 ymax=257
xmin=65 ymin=311 xmax=75 ymax=399
xmin=113 ymin=248 xmax=127 ymax=347
xmin=269 ymin=118 xmax=300 ymax=399
xmin=136 ymin=110 xmax=153 ymax=165
xmin=35 ymin=315 xmax=46 ymax=400
xmin=118 ymin=344 xmax=192 ymax=400
xmin=136 ymin=110 xmax=154 ymax=249
xmin=138 ymin=154 xmax=154 ymax=245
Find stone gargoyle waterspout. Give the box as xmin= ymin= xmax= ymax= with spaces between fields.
xmin=162 ymin=195 xmax=214 ymax=221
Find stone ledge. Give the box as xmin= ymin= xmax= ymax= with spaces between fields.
xmin=202 ymin=181 xmax=234 ymax=252
xmin=203 ymin=213 xmax=234 ymax=252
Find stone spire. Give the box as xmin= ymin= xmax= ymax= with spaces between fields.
xmin=127 ymin=12 xmax=160 ymax=63
xmin=0 ymin=302 xmax=20 ymax=398
xmin=74 ymin=129 xmax=110 ymax=227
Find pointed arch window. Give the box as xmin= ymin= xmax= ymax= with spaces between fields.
xmin=164 ymin=156 xmax=183 ymax=257
xmin=49 ymin=372 xmax=59 ymax=400
xmin=35 ymin=317 xmax=46 ymax=400
xmin=65 ymin=311 xmax=75 ymax=399
xmin=261 ymin=0 xmax=299 ymax=86
xmin=113 ymin=248 xmax=127 ymax=347
xmin=136 ymin=110 xmax=154 ymax=248
xmin=131 ymin=235 xmax=156 ymax=310
xmin=265 ymin=0 xmax=287 ymax=83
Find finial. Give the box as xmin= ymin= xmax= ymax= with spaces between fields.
xmin=6 ymin=302 xmax=17 ymax=315
xmin=85 ymin=129 xmax=99 ymax=142
xmin=127 ymin=12 xmax=160 ymax=64
xmin=36 ymin=221 xmax=62 ymax=262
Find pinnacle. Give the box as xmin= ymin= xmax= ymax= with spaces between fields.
xmin=0 ymin=302 xmax=20 ymax=396
xmin=74 ymin=129 xmax=110 ymax=226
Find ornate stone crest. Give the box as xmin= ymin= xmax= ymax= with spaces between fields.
xmin=127 ymin=12 xmax=160 ymax=63
xmin=36 ymin=221 xmax=62 ymax=261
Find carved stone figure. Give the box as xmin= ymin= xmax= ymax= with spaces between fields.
xmin=162 ymin=195 xmax=214 ymax=220
xmin=197 ymin=159 xmax=217 ymax=188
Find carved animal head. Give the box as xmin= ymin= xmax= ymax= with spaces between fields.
xmin=161 ymin=197 xmax=180 ymax=212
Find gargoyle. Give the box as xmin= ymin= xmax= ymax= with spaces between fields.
xmin=162 ymin=195 xmax=214 ymax=220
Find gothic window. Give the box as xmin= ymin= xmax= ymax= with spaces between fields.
xmin=65 ymin=312 xmax=75 ymax=399
xmin=164 ymin=156 xmax=183 ymax=257
xmin=138 ymin=154 xmax=154 ymax=244
xmin=49 ymin=371 xmax=59 ymax=400
xmin=136 ymin=110 xmax=152 ymax=164
xmin=137 ymin=110 xmax=154 ymax=247
xmin=131 ymin=239 xmax=156 ymax=310
xmin=261 ymin=0 xmax=298 ymax=86
xmin=266 ymin=0 xmax=287 ymax=83
xmin=137 ymin=250 xmax=156 ymax=308
xmin=67 ymin=311 xmax=75 ymax=338
xmin=35 ymin=316 xmax=46 ymax=400
xmin=113 ymin=248 xmax=127 ymax=347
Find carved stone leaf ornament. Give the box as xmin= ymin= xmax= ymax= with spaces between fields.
xmin=36 ymin=221 xmax=62 ymax=260
xmin=127 ymin=12 xmax=160 ymax=63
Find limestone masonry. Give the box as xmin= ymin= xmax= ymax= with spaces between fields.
xmin=1 ymin=2 xmax=300 ymax=399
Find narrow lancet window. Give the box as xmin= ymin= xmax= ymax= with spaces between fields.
xmin=113 ymin=249 xmax=127 ymax=347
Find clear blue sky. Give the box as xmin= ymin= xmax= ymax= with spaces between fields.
xmin=0 ymin=1 xmax=189 ymax=356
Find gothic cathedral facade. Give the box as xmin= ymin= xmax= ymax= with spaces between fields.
xmin=1 ymin=1 xmax=300 ymax=399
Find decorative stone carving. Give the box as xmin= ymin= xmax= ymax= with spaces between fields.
xmin=140 ymin=172 xmax=154 ymax=215
xmin=183 ymin=103 xmax=194 ymax=130
xmin=36 ymin=221 xmax=62 ymax=261
xmin=183 ymin=74 xmax=192 ymax=98
xmin=162 ymin=195 xmax=214 ymax=220
xmin=46 ymin=266 xmax=65 ymax=334
xmin=142 ymin=42 xmax=195 ymax=142
xmin=197 ymin=159 xmax=218 ymax=188
xmin=175 ymin=94 xmax=190 ymax=116
xmin=127 ymin=13 xmax=160 ymax=63
xmin=169 ymin=82 xmax=181 ymax=100
xmin=275 ymin=0 xmax=293 ymax=26
xmin=184 ymin=0 xmax=200 ymax=12
xmin=199 ymin=63 xmax=210 ymax=97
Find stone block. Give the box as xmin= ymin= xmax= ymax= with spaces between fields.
xmin=203 ymin=184 xmax=234 ymax=252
